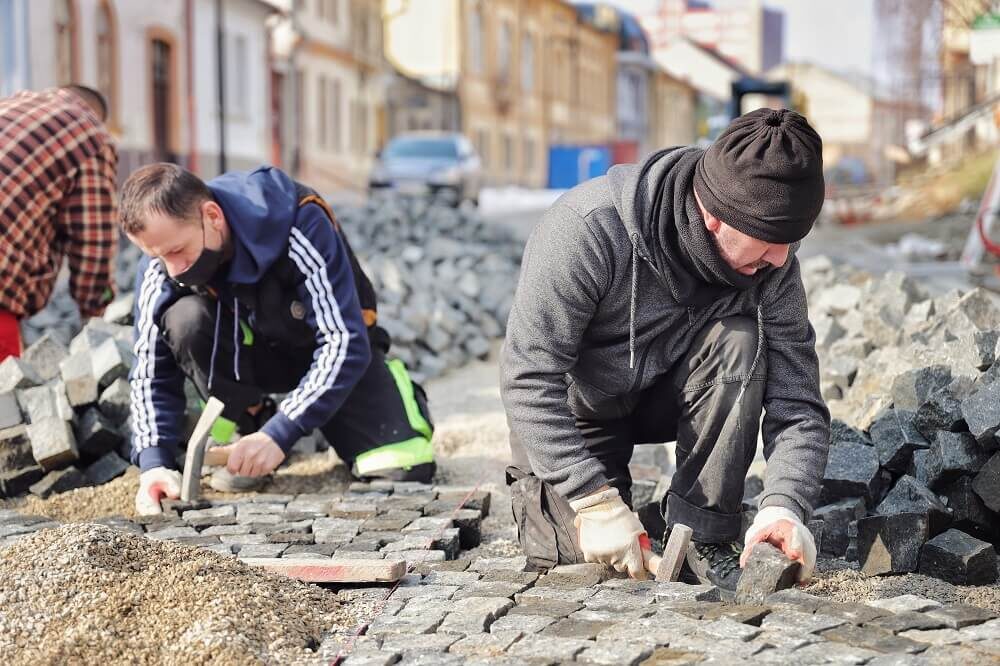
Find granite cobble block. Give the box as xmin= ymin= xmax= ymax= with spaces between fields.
xmin=182 ymin=505 xmax=237 ymax=527
xmin=29 ymin=467 xmax=87 ymax=498
xmin=918 ymin=528 xmax=998 ymax=585
xmin=83 ymin=452 xmax=129 ymax=486
xmin=857 ymin=512 xmax=929 ymax=574
xmin=437 ymin=596 xmax=513 ymax=633
xmin=488 ymin=613 xmax=555 ymax=634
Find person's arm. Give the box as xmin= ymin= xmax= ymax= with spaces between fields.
xmin=61 ymin=148 xmax=119 ymax=317
xmin=259 ymin=205 xmax=372 ymax=453
xmin=499 ymin=203 xmax=611 ymax=500
xmin=129 ymin=259 xmax=188 ymax=472
xmin=758 ymin=256 xmax=832 ymax=521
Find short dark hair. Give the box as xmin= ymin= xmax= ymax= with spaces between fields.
xmin=62 ymin=84 xmax=108 ymax=122
xmin=120 ymin=163 xmax=213 ymax=234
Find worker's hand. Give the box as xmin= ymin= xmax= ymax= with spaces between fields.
xmin=135 ymin=467 xmax=182 ymax=516
xmin=741 ymin=505 xmax=816 ymax=583
xmin=569 ymin=487 xmax=648 ymax=580
xmin=218 ymin=432 xmax=285 ymax=477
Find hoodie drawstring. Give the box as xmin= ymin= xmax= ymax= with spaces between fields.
xmin=629 ymin=239 xmax=639 ymax=369
xmin=735 ymin=305 xmax=765 ymax=407
xmin=208 ymin=299 xmax=222 ymax=392
xmin=233 ymin=298 xmax=242 ymax=382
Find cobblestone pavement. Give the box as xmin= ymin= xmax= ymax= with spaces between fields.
xmin=3 ymin=480 xmax=1000 ymax=665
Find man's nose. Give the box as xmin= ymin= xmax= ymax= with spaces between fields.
xmin=764 ymin=243 xmax=790 ymax=267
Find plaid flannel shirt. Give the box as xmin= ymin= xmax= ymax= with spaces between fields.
xmin=0 ymin=88 xmax=118 ymax=319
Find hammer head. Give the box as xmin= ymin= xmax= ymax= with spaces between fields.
xmin=179 ymin=397 xmax=226 ymax=502
xmin=657 ymin=523 xmax=693 ymax=582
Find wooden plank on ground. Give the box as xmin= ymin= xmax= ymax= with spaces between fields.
xmin=242 ymin=557 xmax=407 ymax=583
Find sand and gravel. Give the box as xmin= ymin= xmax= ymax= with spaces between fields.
xmin=0 ymin=524 xmax=360 ymax=665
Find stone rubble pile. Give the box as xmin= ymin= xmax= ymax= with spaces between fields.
xmin=801 ymin=255 xmax=1000 ymax=586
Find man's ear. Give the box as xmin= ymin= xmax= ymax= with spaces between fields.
xmin=703 ymin=213 xmax=721 ymax=233
xmin=202 ymin=200 xmax=226 ymax=232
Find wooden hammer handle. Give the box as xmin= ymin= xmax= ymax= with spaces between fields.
xmin=204 ymin=446 xmax=231 ymax=467
xmin=638 ymin=534 xmax=662 ymax=577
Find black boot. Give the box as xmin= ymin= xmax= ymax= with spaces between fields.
xmin=684 ymin=540 xmax=743 ymax=596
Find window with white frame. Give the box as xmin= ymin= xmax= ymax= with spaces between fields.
xmin=498 ymin=20 xmax=512 ymax=84
xmin=230 ymin=33 xmax=248 ymax=115
xmin=521 ymin=33 xmax=534 ymax=92
xmin=468 ymin=3 xmax=483 ymax=74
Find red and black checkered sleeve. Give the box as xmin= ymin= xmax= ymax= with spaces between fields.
xmin=62 ymin=147 xmax=119 ymax=318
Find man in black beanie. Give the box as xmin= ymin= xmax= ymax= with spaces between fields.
xmin=500 ymin=108 xmax=830 ymax=593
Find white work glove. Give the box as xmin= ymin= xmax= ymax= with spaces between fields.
xmin=569 ymin=487 xmax=647 ymax=580
xmin=742 ymin=505 xmax=817 ymax=583
xmin=135 ymin=467 xmax=183 ymax=516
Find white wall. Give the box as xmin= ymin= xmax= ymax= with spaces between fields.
xmin=193 ymin=0 xmax=272 ymax=173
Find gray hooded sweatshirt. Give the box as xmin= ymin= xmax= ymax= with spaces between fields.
xmin=499 ymin=147 xmax=831 ymax=522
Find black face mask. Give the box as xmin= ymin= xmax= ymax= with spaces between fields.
xmin=174 ymin=222 xmax=224 ymax=286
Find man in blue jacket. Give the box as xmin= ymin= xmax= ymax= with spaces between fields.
xmin=120 ymin=163 xmax=435 ymax=515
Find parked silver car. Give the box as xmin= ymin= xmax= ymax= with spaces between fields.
xmin=369 ymin=132 xmax=483 ymax=206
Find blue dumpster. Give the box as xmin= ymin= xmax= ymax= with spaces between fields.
xmin=547 ymin=145 xmax=612 ymax=189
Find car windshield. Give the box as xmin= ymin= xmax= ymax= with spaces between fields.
xmin=384 ymin=138 xmax=458 ymax=159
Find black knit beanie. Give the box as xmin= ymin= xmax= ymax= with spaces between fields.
xmin=693 ymin=108 xmax=824 ymax=244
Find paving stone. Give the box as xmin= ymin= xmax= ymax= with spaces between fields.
xmin=452 ymin=581 xmax=528 ymax=600
xmin=0 ymin=357 xmax=41 ymax=392
xmin=83 ymin=451 xmax=129 ymax=485
xmin=284 ymin=498 xmax=331 ymax=515
xmin=147 ymin=526 xmax=199 ymax=540
xmin=791 ymin=641 xmax=883 ymax=664
xmin=59 ymin=352 xmax=98 ymax=406
xmin=868 ymin=595 xmax=943 ymax=614
xmin=333 ymin=550 xmax=386 ymax=559
xmin=919 ymin=528 xmax=998 ymax=585
xmin=914 ymin=381 xmax=972 ymax=441
xmin=393 ymin=550 xmax=446 ymax=563
xmin=468 ymin=556 xmax=526 ymax=573
xmin=857 ymin=512 xmax=929 ymax=575
xmin=814 ymin=498 xmax=867 ymax=557
xmin=539 ymin=617 xmax=607 ymax=640
xmin=327 ymin=501 xmax=379 ymax=520
xmin=362 ymin=516 xmax=415 ymax=532
xmin=507 ymin=633 xmax=592 ymax=661
xmin=0 ymin=462 xmax=44 ymax=499
xmin=599 ymin=578 xmax=658 ymax=592
xmin=181 ymin=504 xmax=237 ymax=527
xmin=940 ymin=477 xmax=998 ymax=543
xmin=401 ymin=516 xmax=452 ymax=533
xmin=27 ymin=416 xmax=78 ymax=471
xmin=697 ymin=617 xmax=764 ymax=643
xmin=500 ymin=596 xmax=582 ymax=621
xmin=652 ymin=581 xmax=721 ymax=603
xmin=898 ymin=628 xmax=965 ymax=645
xmin=573 ymin=640 xmax=654 ymax=665
xmin=234 ymin=543 xmax=288 ymax=558
xmin=429 ymin=488 xmax=492 ymax=516
xmin=892 ymin=366 xmax=952 ymax=411
xmin=376 ymin=495 xmax=430 ymax=514
xmin=390 ymin=584 xmax=458 ymax=601
xmin=537 ymin=563 xmax=611 ymax=588
xmin=0 ymin=391 xmax=22 ymax=431
xmin=973 ymin=451 xmax=1000 ymax=513
xmin=381 ymin=530 xmax=458 ymax=557
xmin=172 ymin=536 xmax=221 ymax=547
xmin=16 ymin=384 xmax=72 ymax=424
xmin=200 ymin=524 xmax=252 ymax=536
xmin=764 ymin=588 xmax=827 ymax=613
xmin=597 ymin=610 xmax=702 ymax=647
xmin=959 ymin=617 xmax=1000 ymax=641
xmin=489 ymin=613 xmax=556 ymax=634
xmin=735 ymin=543 xmax=799 ymax=605
xmin=821 ymin=441 xmax=881 ymax=505
xmin=759 ymin=610 xmax=846 ymax=634
xmin=437 ymin=596 xmax=514 ymax=633
xmin=92 ymin=337 xmax=132 ymax=389
xmin=221 ymin=534 xmax=269 ymax=547
xmin=367 ymin=614 xmax=443 ymax=636
xmin=923 ymin=603 xmax=998 ymax=629
xmin=283 ymin=543 xmax=339 ymax=557
xmin=480 ymin=569 xmax=538 ymax=586
xmin=825 ymin=602 xmax=892 ymax=625
xmin=754 ymin=629 xmax=818 ymax=651
xmin=450 ymin=508 xmax=483 ymax=548
xmin=97 ymin=378 xmax=131 ymax=423
xmin=584 ymin=588 xmax=656 ymax=612
xmin=875 ymin=475 xmax=952 ymax=535
xmin=21 ymin=334 xmax=68 ymax=382
xmin=420 ymin=570 xmax=480 ymax=586
xmin=74 ymin=408 xmax=125 ymax=458
xmin=961 ymin=379 xmax=1000 ymax=447
xmin=379 ymin=633 xmax=460 ymax=655
xmin=447 ymin=631 xmax=523 ymax=658
xmin=870 ymin=611 xmax=949 ymax=634
xmin=28 ymin=467 xmax=87 ymax=498
xmin=819 ymin=623 xmax=928 ymax=654
xmin=268 ymin=530 xmax=316 ymax=545
xmin=925 ymin=431 xmax=988 ymax=489
xmin=337 ymin=539 xmax=383 ymax=552
xmin=313 ymin=517 xmax=363 ymax=543
xmin=871 ymin=408 xmax=930 ymax=473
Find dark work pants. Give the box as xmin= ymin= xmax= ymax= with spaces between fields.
xmin=160 ymin=294 xmax=431 ymax=464
xmin=507 ymin=315 xmax=767 ymax=569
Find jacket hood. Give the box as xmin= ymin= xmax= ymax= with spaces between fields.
xmin=207 ymin=166 xmax=299 ymax=285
